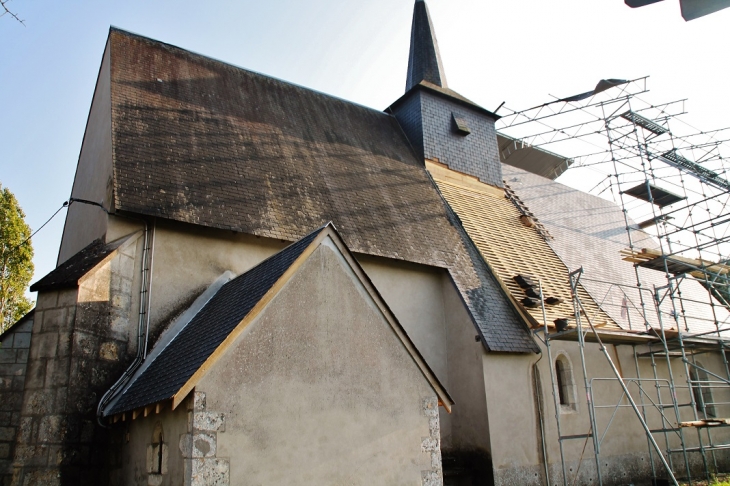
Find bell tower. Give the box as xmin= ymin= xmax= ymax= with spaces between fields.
xmin=390 ymin=0 xmax=503 ymax=188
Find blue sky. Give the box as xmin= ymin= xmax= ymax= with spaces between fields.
xmin=1 ymin=0 xmax=728 ymax=299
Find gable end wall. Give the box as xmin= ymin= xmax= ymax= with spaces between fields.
xmin=197 ymin=241 xmax=443 ymax=485
xmin=58 ymin=40 xmax=114 ymax=265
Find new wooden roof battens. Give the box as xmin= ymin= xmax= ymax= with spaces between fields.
xmin=426 ymin=160 xmax=620 ymax=335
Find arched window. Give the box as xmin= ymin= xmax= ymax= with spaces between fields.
xmin=555 ymin=355 xmax=577 ymax=411
xmin=690 ymin=363 xmax=715 ymax=418
xmin=556 ymin=360 xmax=567 ymax=405
xmin=147 ymin=422 xmax=167 ymax=477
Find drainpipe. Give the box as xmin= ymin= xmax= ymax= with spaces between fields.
xmin=533 ymin=351 xmax=551 ymax=486
xmin=96 ymin=217 xmax=156 ymax=426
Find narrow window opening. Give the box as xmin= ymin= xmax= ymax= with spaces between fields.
xmin=148 ymin=422 xmax=167 ymax=477
xmin=555 ymin=355 xmax=576 ymax=412
xmin=556 ymin=360 xmax=567 ymax=405
xmin=157 ymin=432 xmax=164 ymax=474
xmin=690 ymin=363 xmax=716 ymax=418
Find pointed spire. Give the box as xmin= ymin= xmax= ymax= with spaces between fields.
xmin=406 ymin=0 xmax=447 ymax=92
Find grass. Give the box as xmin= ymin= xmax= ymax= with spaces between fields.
xmin=680 ymin=476 xmax=730 ymax=486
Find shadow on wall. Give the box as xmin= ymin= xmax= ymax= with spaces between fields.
xmin=443 ymin=449 xmax=494 ymax=486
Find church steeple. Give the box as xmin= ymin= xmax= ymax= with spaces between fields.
xmin=391 ymin=1 xmax=504 ymax=188
xmin=406 ymin=0 xmax=447 ymax=92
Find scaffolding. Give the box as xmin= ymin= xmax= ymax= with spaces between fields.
xmin=497 ymin=77 xmax=730 ymax=485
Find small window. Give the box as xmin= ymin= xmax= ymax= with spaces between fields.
xmin=147 ymin=422 xmax=168 ymax=477
xmin=556 ymin=360 xmax=567 ymax=405
xmin=555 ymin=355 xmax=577 ymax=412
xmin=690 ymin=363 xmax=715 ymax=418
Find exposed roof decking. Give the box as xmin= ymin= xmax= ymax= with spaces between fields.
xmin=428 ymin=161 xmax=620 ymax=332
xmin=502 ymin=164 xmax=730 ymax=336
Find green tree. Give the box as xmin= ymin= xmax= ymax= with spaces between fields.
xmin=0 ymin=183 xmax=33 ymax=332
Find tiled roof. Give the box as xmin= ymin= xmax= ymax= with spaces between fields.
xmin=106 ymin=225 xmax=324 ymax=415
xmin=502 ymin=164 xmax=730 ymax=334
xmin=428 ymin=161 xmax=619 ymax=332
xmin=105 ymin=28 xmax=537 ymax=353
xmin=30 ymin=237 xmax=128 ymax=292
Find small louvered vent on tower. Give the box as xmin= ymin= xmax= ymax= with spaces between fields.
xmin=452 ymin=114 xmax=471 ymax=136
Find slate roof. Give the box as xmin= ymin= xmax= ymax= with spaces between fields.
xmin=30 ymin=237 xmax=128 ymax=292
xmin=502 ymin=164 xmax=730 ymax=334
xmin=105 ymin=28 xmax=537 ymax=353
xmin=106 ymin=225 xmax=324 ymax=415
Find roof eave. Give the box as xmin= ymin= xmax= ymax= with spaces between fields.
xmin=387 ymin=83 xmax=501 ymax=121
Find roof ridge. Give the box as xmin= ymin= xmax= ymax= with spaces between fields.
xmin=109 ymin=27 xmax=395 ymax=118
xmin=503 ymin=182 xmax=553 ymax=241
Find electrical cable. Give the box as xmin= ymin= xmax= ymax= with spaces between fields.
xmin=13 ymin=200 xmax=69 ymax=250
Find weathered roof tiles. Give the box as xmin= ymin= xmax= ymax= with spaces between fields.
xmin=105 ymin=28 xmax=538 ymax=353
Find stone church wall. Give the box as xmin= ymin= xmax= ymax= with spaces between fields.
xmin=10 ymin=237 xmax=140 ymax=485
xmin=0 ymin=314 xmax=33 ymax=486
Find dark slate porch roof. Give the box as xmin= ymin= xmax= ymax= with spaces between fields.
xmin=104 ymin=28 xmax=536 ymax=353
xmin=105 ymin=226 xmax=323 ymax=416
xmin=30 ymin=236 xmax=130 ymax=292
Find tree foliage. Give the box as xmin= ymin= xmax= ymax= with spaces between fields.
xmin=0 ymin=183 xmax=33 ymax=332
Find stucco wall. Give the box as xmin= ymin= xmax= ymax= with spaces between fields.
xmin=111 ymin=398 xmax=189 ymax=486
xmin=197 ymin=241 xmax=442 ymax=485
xmin=357 ymin=255 xmax=449 ymax=386
xmin=485 ymin=337 xmax=730 ymax=486
xmin=58 ymin=40 xmax=114 ymax=265
xmin=440 ymin=276 xmax=493 ymax=482
xmin=109 ymin=218 xmax=459 ymax=390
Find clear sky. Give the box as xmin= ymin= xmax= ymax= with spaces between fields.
xmin=1 ymin=0 xmax=728 ymax=299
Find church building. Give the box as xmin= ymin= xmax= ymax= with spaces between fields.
xmin=1 ymin=1 xmax=729 ymax=485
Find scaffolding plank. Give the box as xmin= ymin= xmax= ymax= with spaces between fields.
xmin=621 ymin=110 xmax=669 ymax=135
xmin=624 ymin=182 xmax=686 ymax=207
xmin=559 ymin=433 xmax=593 ymax=440
xmin=659 ymin=149 xmax=730 ymax=192
xmin=622 ymin=248 xmax=730 ymax=278
xmin=637 ymin=214 xmax=673 ymax=229
xmin=679 ymin=418 xmax=730 ymax=428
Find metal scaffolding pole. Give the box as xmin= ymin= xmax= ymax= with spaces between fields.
xmin=501 ymin=77 xmax=730 ymax=484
